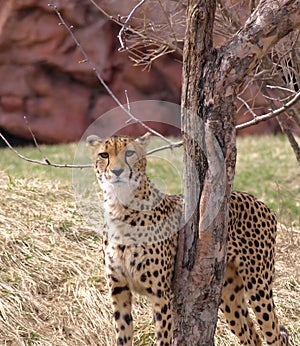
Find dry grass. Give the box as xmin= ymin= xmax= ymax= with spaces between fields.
xmin=0 ymin=173 xmax=154 ymax=346
xmin=0 ymin=170 xmax=299 ymax=345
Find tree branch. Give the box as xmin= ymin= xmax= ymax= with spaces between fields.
xmin=117 ymin=0 xmax=146 ymax=51
xmin=260 ymin=81 xmax=300 ymax=165
xmin=3 ymin=1 xmax=299 ymax=170
xmin=216 ymin=0 xmax=300 ymax=165
xmin=146 ymin=140 xmax=183 ymax=155
xmin=88 ymin=0 xmax=183 ymax=65
xmin=0 ymin=131 xmax=92 ymax=168
xmin=236 ymin=90 xmax=300 ymax=129
xmin=219 ymin=0 xmax=300 ymax=89
xmin=48 ymin=2 xmax=173 ymax=146
xmin=0 ymin=130 xmax=183 ymax=169
xmin=277 ymin=114 xmax=300 ymax=164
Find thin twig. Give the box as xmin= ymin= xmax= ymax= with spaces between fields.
xmin=157 ymin=0 xmax=178 ymax=48
xmin=277 ymin=114 xmax=300 ymax=164
xmin=0 ymin=130 xmax=183 ymax=168
xmin=23 ymin=115 xmax=51 ymax=164
xmin=237 ymin=96 xmax=258 ymax=119
xmin=261 ymin=80 xmax=300 ymax=165
xmin=266 ymin=85 xmax=297 ymax=94
xmin=147 ymin=141 xmax=183 ymax=155
xmin=0 ymin=132 xmax=92 ymax=169
xmin=117 ymin=0 xmax=147 ymax=51
xmin=125 ymin=90 xmax=131 ymax=112
xmin=88 ymin=0 xmax=119 ymax=24
xmin=89 ymin=0 xmax=182 ymax=64
xmin=125 ymin=90 xmax=133 ymax=124
xmin=263 ymin=92 xmax=294 ymax=103
xmin=48 ymin=2 xmax=173 ymax=146
xmin=236 ymin=91 xmax=300 ymax=130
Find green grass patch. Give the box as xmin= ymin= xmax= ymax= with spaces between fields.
xmin=234 ymin=136 xmax=299 ymax=227
xmin=0 ymin=144 xmax=77 ymax=182
xmin=149 ymin=135 xmax=299 ymax=226
xmin=0 ymin=135 xmax=298 ymax=225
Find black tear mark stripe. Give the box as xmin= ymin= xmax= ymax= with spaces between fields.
xmin=105 ymin=158 xmax=110 ymax=174
xmin=125 ymin=159 xmax=133 ymax=179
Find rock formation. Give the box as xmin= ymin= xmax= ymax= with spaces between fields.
xmin=0 ymin=0 xmax=290 ymax=144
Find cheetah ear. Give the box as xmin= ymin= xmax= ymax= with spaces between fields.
xmin=135 ymin=132 xmax=151 ymax=146
xmin=86 ymin=135 xmax=102 ymax=147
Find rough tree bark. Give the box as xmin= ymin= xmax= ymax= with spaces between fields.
xmin=172 ymin=0 xmax=300 ymax=345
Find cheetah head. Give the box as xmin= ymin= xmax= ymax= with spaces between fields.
xmin=86 ymin=132 xmax=151 ymax=204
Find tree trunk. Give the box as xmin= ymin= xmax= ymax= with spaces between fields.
xmin=172 ymin=1 xmax=236 ymax=345
xmin=172 ymin=0 xmax=300 ymax=345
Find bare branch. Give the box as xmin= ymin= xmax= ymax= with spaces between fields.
xmin=0 ymin=3 xmax=184 ymax=170
xmin=124 ymin=90 xmax=133 ymax=124
xmin=48 ymin=2 xmax=173 ymax=146
xmin=0 ymin=130 xmax=182 ymax=168
xmin=147 ymin=140 xmax=183 ymax=155
xmin=23 ymin=115 xmax=50 ymax=164
xmin=216 ymin=0 xmax=241 ymax=34
xmin=263 ymin=93 xmax=295 ymax=103
xmin=218 ymin=0 xmax=300 ymax=168
xmin=157 ymin=0 xmax=179 ymax=48
xmin=236 ymin=91 xmax=300 ymax=129
xmin=266 ymin=85 xmax=297 ymax=94
xmin=0 ymin=131 xmax=92 ymax=169
xmin=220 ymin=0 xmax=300 ymax=91
xmin=89 ymin=0 xmax=184 ymax=66
xmin=277 ymin=114 xmax=300 ymax=164
xmin=237 ymin=96 xmax=258 ymax=119
xmin=117 ymin=0 xmax=146 ymax=51
xmin=125 ymin=90 xmax=131 ymax=112
xmin=260 ymin=79 xmax=300 ymax=165
xmin=88 ymin=0 xmax=114 ymax=20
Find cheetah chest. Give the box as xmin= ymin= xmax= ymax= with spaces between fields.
xmin=105 ymin=239 xmax=177 ymax=297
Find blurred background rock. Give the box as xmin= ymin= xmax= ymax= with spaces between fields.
xmin=0 ymin=0 xmax=297 ymax=144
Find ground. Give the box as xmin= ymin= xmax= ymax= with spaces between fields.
xmin=0 ymin=135 xmax=299 ymax=345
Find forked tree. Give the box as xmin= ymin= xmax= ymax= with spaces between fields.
xmin=172 ymin=0 xmax=300 ymax=345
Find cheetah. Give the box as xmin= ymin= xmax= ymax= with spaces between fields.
xmin=86 ymin=132 xmax=288 ymax=346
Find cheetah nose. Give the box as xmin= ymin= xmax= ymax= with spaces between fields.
xmin=111 ymin=168 xmax=124 ymax=177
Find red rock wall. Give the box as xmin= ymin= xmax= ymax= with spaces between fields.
xmin=0 ymin=0 xmax=182 ymax=143
xmin=0 ymin=0 xmax=283 ymax=143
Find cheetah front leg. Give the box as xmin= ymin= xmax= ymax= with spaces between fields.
xmin=151 ymin=293 xmax=173 ymax=346
xmin=109 ymin=282 xmax=133 ymax=346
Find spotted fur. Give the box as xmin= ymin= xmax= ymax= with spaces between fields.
xmin=87 ymin=133 xmax=288 ymax=346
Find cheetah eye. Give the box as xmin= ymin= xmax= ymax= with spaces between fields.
xmin=125 ymin=150 xmax=135 ymax=157
xmin=99 ymin=152 xmax=109 ymax=159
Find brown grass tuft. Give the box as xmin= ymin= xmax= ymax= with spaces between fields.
xmin=0 ymin=172 xmax=299 ymax=345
